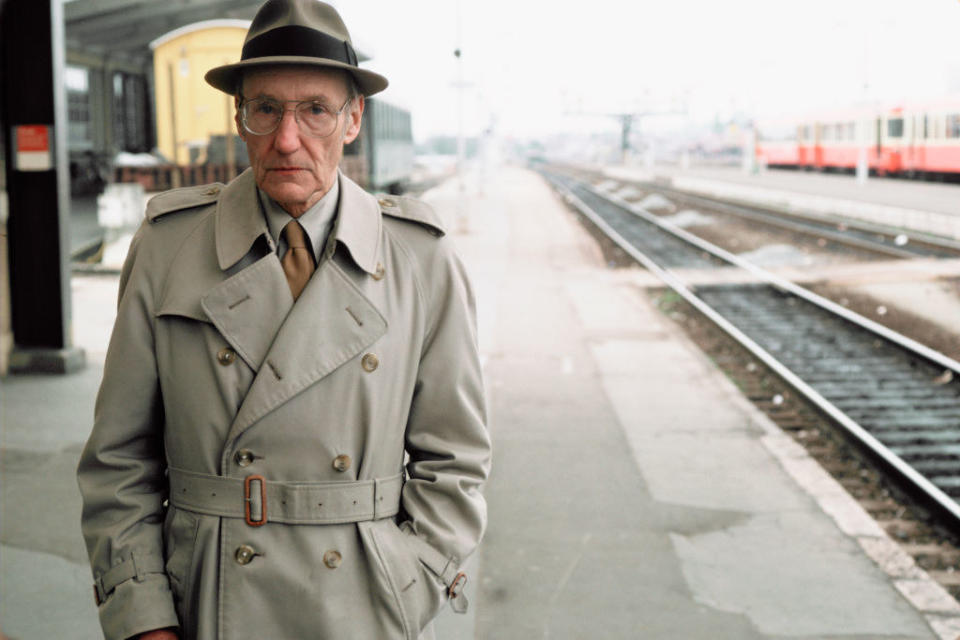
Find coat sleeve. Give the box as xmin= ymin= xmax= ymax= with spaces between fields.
xmin=76 ymin=221 xmax=180 ymax=640
xmin=400 ymin=234 xmax=491 ymax=595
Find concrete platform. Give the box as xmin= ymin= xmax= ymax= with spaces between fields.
xmin=603 ymin=164 xmax=960 ymax=241
xmin=2 ymin=166 xmax=959 ymax=638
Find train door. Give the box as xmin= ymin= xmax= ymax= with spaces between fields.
xmin=798 ymin=124 xmax=808 ymax=166
xmin=886 ymin=113 xmax=904 ymax=173
xmin=875 ymin=117 xmax=882 ymax=170
xmin=918 ymin=114 xmax=928 ymax=173
xmin=813 ymin=122 xmax=823 ymax=169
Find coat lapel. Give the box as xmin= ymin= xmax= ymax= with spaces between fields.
xmin=224 ymin=173 xmax=388 ymax=441
xmin=225 ymin=260 xmax=387 ymax=441
xmin=200 ymin=255 xmax=293 ymax=373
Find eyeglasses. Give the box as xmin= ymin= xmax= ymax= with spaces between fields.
xmin=239 ymin=95 xmax=352 ymax=138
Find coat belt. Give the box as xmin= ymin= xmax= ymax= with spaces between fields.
xmin=168 ymin=467 xmax=403 ymax=525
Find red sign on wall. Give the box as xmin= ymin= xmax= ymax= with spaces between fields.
xmin=14 ymin=124 xmax=53 ymax=171
xmin=16 ymin=125 xmax=49 ymax=152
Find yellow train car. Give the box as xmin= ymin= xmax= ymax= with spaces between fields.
xmin=150 ymin=19 xmax=249 ymax=167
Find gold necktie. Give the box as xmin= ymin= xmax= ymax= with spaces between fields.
xmin=281 ymin=220 xmax=315 ymax=300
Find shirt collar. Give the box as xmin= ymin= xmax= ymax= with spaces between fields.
xmin=216 ymin=168 xmax=381 ymax=276
xmin=259 ymin=176 xmax=339 ymax=261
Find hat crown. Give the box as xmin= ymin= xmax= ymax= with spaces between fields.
xmin=246 ymin=0 xmax=352 ymax=47
xmin=203 ymin=0 xmax=388 ymax=97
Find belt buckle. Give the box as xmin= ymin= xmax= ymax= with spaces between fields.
xmin=244 ymin=474 xmax=267 ymax=527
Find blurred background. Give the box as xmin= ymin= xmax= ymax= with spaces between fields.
xmin=54 ymin=0 xmax=960 ymax=205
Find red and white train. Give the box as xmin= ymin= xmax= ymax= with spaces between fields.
xmin=756 ymin=99 xmax=960 ymax=177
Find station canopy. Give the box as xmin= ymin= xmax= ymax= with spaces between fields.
xmin=64 ymin=0 xmax=264 ymax=56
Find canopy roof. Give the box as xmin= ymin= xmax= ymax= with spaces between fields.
xmin=65 ymin=0 xmax=263 ymax=56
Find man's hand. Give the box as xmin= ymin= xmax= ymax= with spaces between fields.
xmin=138 ymin=629 xmax=178 ymax=640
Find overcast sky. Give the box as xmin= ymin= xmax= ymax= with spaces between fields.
xmin=332 ymin=0 xmax=960 ymax=141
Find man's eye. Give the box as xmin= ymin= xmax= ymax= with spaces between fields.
xmin=255 ymin=101 xmax=279 ymax=115
xmin=306 ymin=103 xmax=329 ymax=117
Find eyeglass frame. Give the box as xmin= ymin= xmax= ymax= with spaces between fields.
xmin=238 ymin=94 xmax=354 ymax=138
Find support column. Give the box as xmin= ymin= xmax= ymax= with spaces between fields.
xmin=1 ymin=0 xmax=85 ymax=373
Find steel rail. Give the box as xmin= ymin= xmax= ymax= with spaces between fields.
xmin=631 ymin=179 xmax=960 ymax=258
xmin=589 ymin=182 xmax=960 ymax=379
xmin=547 ymin=172 xmax=960 ymax=532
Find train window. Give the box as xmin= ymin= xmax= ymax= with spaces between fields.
xmin=924 ymin=115 xmax=929 ymax=139
xmin=66 ymin=65 xmax=92 ymax=150
xmin=946 ymin=114 xmax=960 ymax=139
xmin=887 ymin=117 xmax=904 ymax=138
xmin=846 ymin=122 xmax=855 ymax=140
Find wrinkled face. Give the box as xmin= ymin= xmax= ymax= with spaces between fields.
xmin=237 ymin=66 xmax=364 ymax=217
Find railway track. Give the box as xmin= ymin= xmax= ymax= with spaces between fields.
xmin=586 ymin=171 xmax=960 ymax=261
xmin=542 ymin=168 xmax=960 ymax=535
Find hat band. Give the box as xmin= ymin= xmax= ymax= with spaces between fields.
xmin=242 ymin=25 xmax=358 ymax=67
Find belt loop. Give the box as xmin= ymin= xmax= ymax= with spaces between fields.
xmin=373 ymin=478 xmax=383 ymax=520
xmin=93 ymin=577 xmax=106 ymax=605
xmin=132 ymin=552 xmax=144 ymax=582
xmin=245 ymin=474 xmax=267 ymax=526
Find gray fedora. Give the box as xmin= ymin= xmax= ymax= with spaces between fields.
xmin=205 ymin=0 xmax=388 ymax=96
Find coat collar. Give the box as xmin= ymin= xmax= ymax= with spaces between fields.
xmin=330 ymin=172 xmax=382 ymax=276
xmin=215 ymin=169 xmax=382 ymax=276
xmin=216 ymin=169 xmax=267 ymax=270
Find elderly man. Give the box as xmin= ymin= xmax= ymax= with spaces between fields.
xmin=76 ymin=1 xmax=491 ymax=638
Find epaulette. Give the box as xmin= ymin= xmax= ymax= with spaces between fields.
xmin=146 ymin=183 xmax=224 ymax=223
xmin=377 ymin=195 xmax=446 ymax=237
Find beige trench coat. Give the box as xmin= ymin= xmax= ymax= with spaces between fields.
xmin=77 ymin=169 xmax=491 ymax=640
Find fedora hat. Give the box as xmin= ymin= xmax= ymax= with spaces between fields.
xmin=205 ymin=0 xmax=388 ymax=96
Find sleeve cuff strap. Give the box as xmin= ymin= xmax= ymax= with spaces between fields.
xmin=93 ymin=551 xmax=166 ymax=605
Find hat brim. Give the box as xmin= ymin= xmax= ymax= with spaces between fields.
xmin=205 ymin=56 xmax=388 ymax=97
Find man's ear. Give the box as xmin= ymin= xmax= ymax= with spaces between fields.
xmin=342 ymin=95 xmax=364 ymax=144
xmin=234 ymin=96 xmax=245 ymax=140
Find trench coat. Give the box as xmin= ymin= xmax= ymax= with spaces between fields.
xmin=76 ymin=169 xmax=491 ymax=640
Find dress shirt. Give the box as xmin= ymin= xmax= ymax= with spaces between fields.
xmin=259 ymin=174 xmax=340 ymax=265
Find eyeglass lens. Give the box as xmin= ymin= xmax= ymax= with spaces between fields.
xmin=243 ymin=99 xmax=340 ymax=137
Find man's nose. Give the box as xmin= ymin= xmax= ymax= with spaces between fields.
xmin=273 ymin=110 xmax=301 ymax=153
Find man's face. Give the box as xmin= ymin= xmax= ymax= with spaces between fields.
xmin=237 ymin=66 xmax=364 ymax=217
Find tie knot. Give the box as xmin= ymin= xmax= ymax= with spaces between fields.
xmin=283 ymin=220 xmax=309 ymax=249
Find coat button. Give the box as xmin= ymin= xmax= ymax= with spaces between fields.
xmin=235 ymin=450 xmax=255 ymax=467
xmin=217 ymin=347 xmax=236 ymax=366
xmin=378 ymin=197 xmax=395 ymax=208
xmin=372 ymin=263 xmax=385 ymax=281
xmin=323 ymin=550 xmax=342 ymax=569
xmin=361 ymin=353 xmax=378 ymax=372
xmin=235 ymin=544 xmax=257 ymax=565
xmin=332 ymin=454 xmax=351 ymax=472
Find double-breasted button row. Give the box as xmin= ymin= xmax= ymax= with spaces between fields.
xmin=217 ymin=347 xmax=236 ymax=366
xmin=236 ymin=544 xmax=340 ymax=569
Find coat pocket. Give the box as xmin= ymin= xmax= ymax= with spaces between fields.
xmin=162 ymin=507 xmax=200 ymax=625
xmin=368 ymin=520 xmax=447 ymax=640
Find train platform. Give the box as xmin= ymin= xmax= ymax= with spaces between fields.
xmin=2 ymin=166 xmax=959 ymax=638
xmin=602 ymin=164 xmax=960 ymax=242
